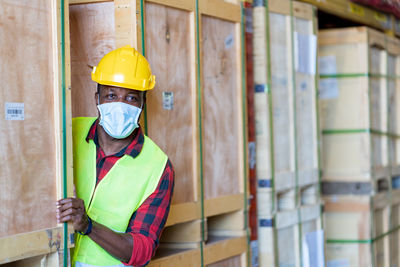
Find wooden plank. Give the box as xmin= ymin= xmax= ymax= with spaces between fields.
xmin=69 ymin=1 xmax=116 ymax=117
xmin=0 ymin=227 xmax=65 ymax=264
xmin=292 ymin=1 xmax=314 ymax=20
xmin=206 ymin=254 xmax=244 ymax=267
xmin=201 ymin=15 xmax=244 ymax=201
xmin=199 ymin=0 xmax=241 ymax=23
xmin=203 ymin=236 xmax=247 ymax=265
xmin=115 ymin=0 xmax=137 ymax=49
xmin=268 ymin=0 xmax=291 ymax=15
xmin=293 ymin=7 xmax=319 ymax=188
xmin=318 ymin=27 xmax=369 ymax=46
xmin=69 ymin=0 xmax=112 ymax=5
xmin=204 ymin=194 xmax=244 ymax=217
xmin=207 ymin=210 xmax=246 ymax=237
xmin=160 ymin=220 xmax=203 ymax=244
xmin=276 ymin=224 xmax=301 ymax=267
xmin=1 ymin=252 xmax=61 ymax=267
xmin=147 ymin=0 xmax=195 ymax=11
xmin=269 ymin=11 xmax=296 ymax=186
xmin=326 ymin=243 xmax=373 ymax=267
xmin=165 ymin=202 xmax=201 ymax=227
xmin=144 ymin=2 xmax=198 ymax=206
xmin=148 ymin=248 xmax=202 ymax=267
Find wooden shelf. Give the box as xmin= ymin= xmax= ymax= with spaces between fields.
xmin=299 ymin=0 xmax=394 ymax=32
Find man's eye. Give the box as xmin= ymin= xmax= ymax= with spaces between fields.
xmin=106 ymin=94 xmax=115 ymax=99
xmin=127 ymin=95 xmax=139 ymax=102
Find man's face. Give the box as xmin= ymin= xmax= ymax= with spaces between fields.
xmin=96 ymin=84 xmax=144 ymax=108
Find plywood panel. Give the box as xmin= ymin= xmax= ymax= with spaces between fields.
xmin=269 ymin=12 xmax=295 ymax=177
xmin=293 ymin=17 xmax=318 ymax=177
xmin=145 ymin=3 xmax=196 ymax=204
xmin=201 ymin=15 xmax=241 ymax=199
xmin=0 ymin=0 xmax=58 ymax=237
xmin=69 ymin=2 xmax=116 ymax=118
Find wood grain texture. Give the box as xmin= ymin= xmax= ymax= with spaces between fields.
xmin=0 ymin=0 xmax=58 ymax=238
xmin=69 ymin=2 xmax=116 ymax=118
xmin=206 ymin=255 xmax=242 ymax=267
xmin=201 ymin=15 xmax=242 ymax=199
xmin=145 ymin=3 xmax=197 ymax=204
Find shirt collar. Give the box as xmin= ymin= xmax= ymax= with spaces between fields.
xmin=86 ymin=119 xmax=144 ymax=158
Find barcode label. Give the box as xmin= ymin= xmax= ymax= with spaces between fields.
xmin=162 ymin=92 xmax=174 ymax=110
xmin=5 ymin=102 xmax=24 ymax=120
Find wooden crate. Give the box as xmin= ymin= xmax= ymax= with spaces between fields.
xmin=319 ymin=27 xmax=387 ymax=132
xmin=199 ymin=0 xmax=246 ymax=218
xmin=324 ymin=193 xmax=391 ymax=267
xmin=0 ymin=0 xmax=74 ymax=264
xmin=318 ymin=27 xmax=390 ymax=181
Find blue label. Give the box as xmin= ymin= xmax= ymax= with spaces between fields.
xmin=258 ymin=179 xmax=272 ymax=188
xmin=259 ymin=218 xmax=273 ymax=227
xmin=253 ymin=0 xmax=265 ymax=7
xmin=255 ymin=84 xmax=266 ymax=93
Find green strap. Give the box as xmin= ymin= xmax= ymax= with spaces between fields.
xmin=327 ymin=225 xmax=400 ymax=244
xmin=264 ymin=2 xmax=278 ymax=265
xmin=320 ymin=73 xmax=386 ymax=78
xmin=139 ymin=0 xmax=148 ymax=135
xmin=60 ymin=0 xmax=68 ymax=266
xmin=322 ymin=128 xmax=400 ymax=138
xmin=194 ymin=1 xmax=205 ymax=266
xmin=240 ymin=3 xmax=251 ymax=267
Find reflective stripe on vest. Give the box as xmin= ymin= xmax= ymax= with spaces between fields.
xmin=72 ymin=117 xmax=167 ymax=266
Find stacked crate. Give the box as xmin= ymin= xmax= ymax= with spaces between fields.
xmin=69 ymin=0 xmax=248 ymax=266
xmin=253 ymin=0 xmax=323 ymax=266
xmin=0 ymin=0 xmax=74 ymax=265
xmin=319 ymin=26 xmax=400 ymax=267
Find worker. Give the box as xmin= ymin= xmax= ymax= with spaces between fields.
xmin=56 ymin=46 xmax=174 ymax=267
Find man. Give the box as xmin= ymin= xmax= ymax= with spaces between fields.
xmin=56 ymin=46 xmax=174 ymax=267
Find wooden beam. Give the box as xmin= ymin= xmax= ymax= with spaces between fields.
xmin=147 ymin=0 xmax=195 ymax=11
xmin=199 ymin=0 xmax=241 ymax=23
xmin=69 ymin=0 xmax=112 ymax=5
xmin=165 ymin=202 xmax=201 ymax=227
xmin=204 ymin=193 xmax=244 ymax=217
xmin=203 ymin=236 xmax=247 ymax=265
xmin=115 ymin=0 xmax=137 ymax=49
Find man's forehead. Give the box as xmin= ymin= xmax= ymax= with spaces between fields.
xmin=99 ymin=85 xmax=141 ymax=94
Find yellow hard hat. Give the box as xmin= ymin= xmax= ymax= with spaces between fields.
xmin=91 ymin=45 xmax=155 ymax=91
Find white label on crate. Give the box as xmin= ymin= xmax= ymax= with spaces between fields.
xmin=5 ymin=102 xmax=24 ymax=120
xmin=302 ymin=230 xmax=325 ymax=267
xmin=162 ymin=92 xmax=174 ymax=110
xmin=294 ymin=32 xmax=317 ymax=75
xmin=225 ymin=34 xmax=234 ymax=49
xmin=319 ymin=78 xmax=339 ymax=99
xmin=327 ymin=259 xmax=350 ymax=267
xmin=318 ymin=55 xmax=337 ymax=75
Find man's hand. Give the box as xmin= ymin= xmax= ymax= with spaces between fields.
xmin=56 ymin=198 xmax=89 ymax=233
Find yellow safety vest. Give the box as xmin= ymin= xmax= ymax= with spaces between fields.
xmin=72 ymin=117 xmax=167 ymax=266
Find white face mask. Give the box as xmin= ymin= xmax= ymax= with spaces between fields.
xmin=97 ymin=102 xmax=142 ymax=139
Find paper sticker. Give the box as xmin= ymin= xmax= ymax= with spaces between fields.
xmin=302 ymin=230 xmax=325 ymax=267
xmin=225 ymin=34 xmax=234 ymax=49
xmin=294 ymin=32 xmax=317 ymax=75
xmin=162 ymin=92 xmax=174 ymax=110
xmin=318 ymin=56 xmax=337 ymax=75
xmin=5 ymin=102 xmax=24 ymax=120
xmin=248 ymin=141 xmax=256 ymax=170
xmin=319 ymin=78 xmax=339 ymax=100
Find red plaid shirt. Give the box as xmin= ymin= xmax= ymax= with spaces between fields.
xmin=86 ymin=120 xmax=174 ymax=266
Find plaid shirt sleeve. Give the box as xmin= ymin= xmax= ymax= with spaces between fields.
xmin=123 ymin=159 xmax=175 ymax=266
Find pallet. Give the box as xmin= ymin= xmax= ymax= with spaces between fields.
xmin=0 ymin=0 xmax=74 ymax=264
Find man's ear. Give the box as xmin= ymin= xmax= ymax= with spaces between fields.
xmin=95 ymin=92 xmax=99 ymax=106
